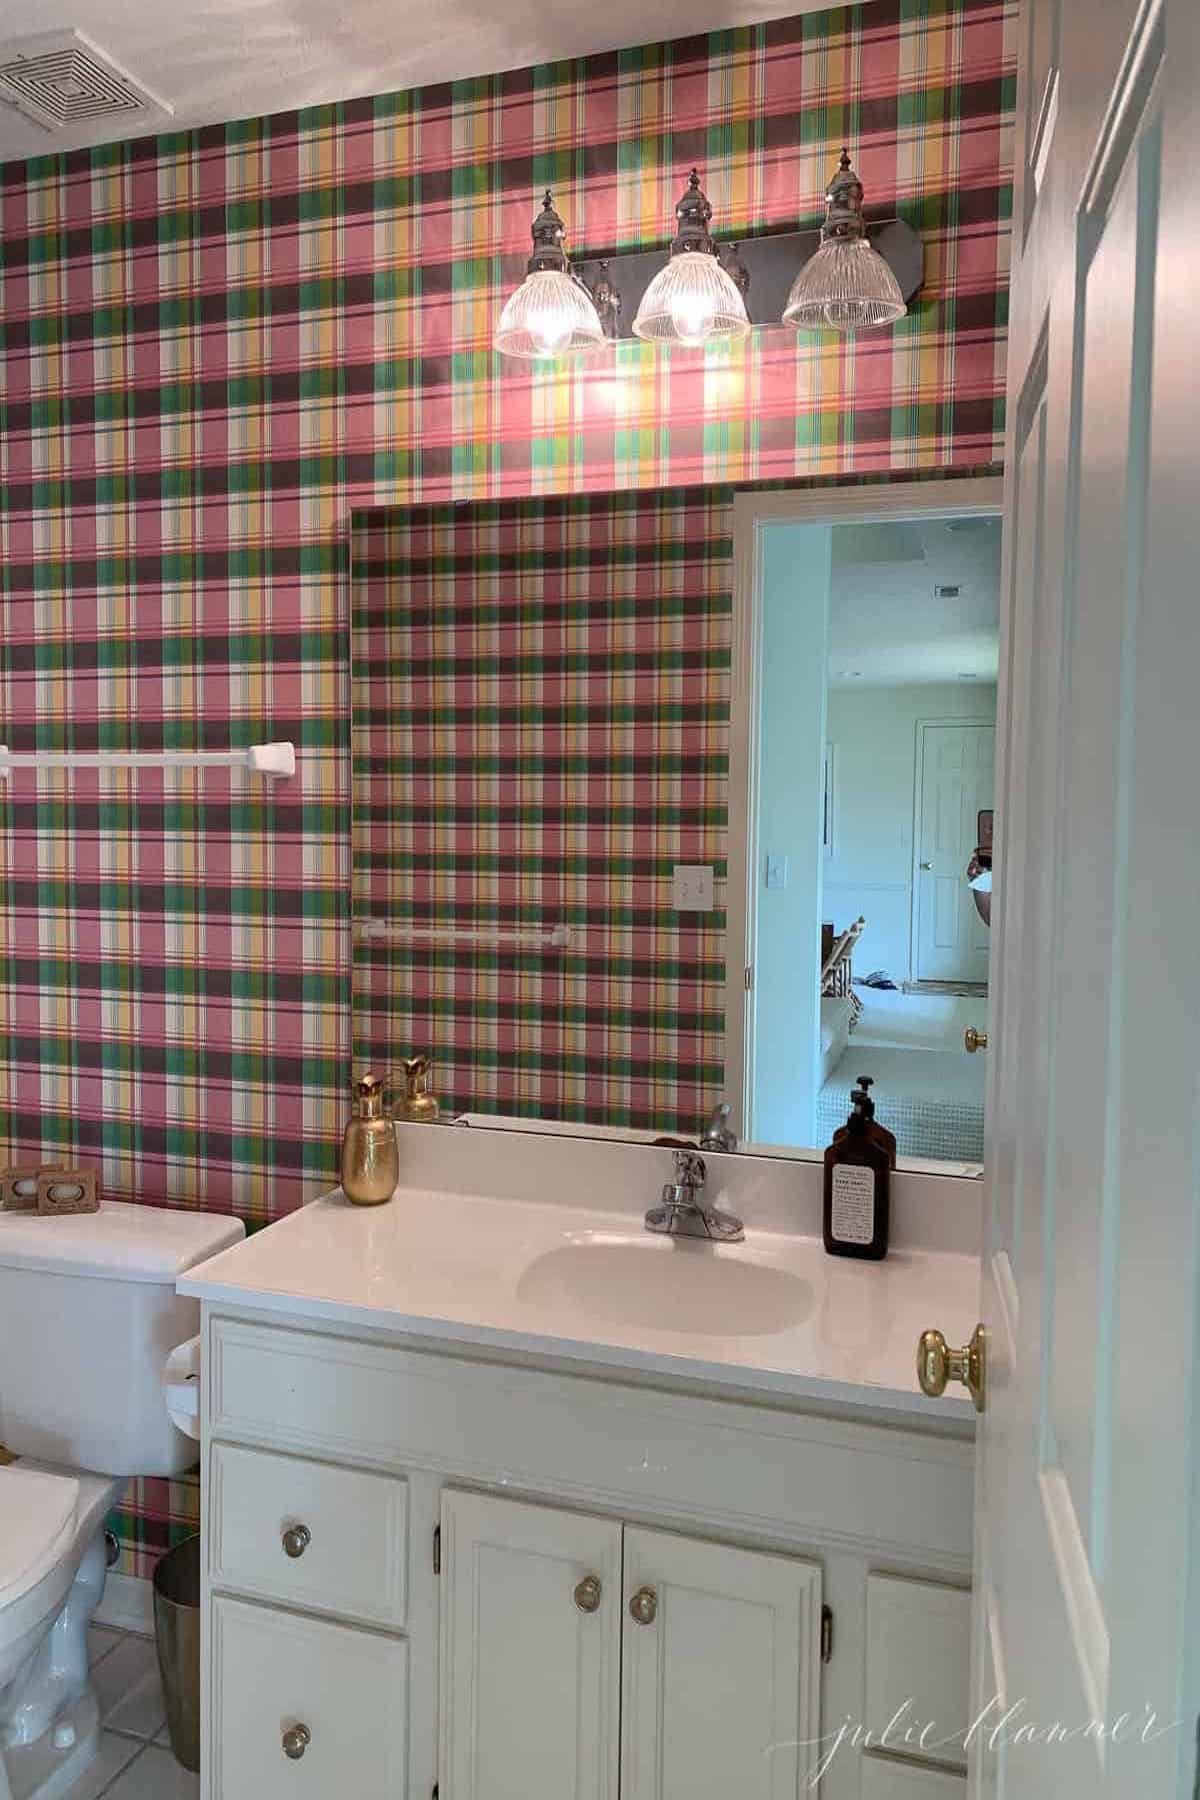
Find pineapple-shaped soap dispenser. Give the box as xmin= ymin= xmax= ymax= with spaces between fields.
xmin=340 ymin=1072 xmax=399 ymax=1205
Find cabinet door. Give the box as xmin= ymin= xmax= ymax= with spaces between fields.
xmin=438 ymin=1489 xmax=622 ymax=1800
xmin=620 ymin=1526 xmax=822 ymax=1800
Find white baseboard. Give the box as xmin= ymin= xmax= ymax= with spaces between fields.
xmin=96 ymin=1569 xmax=154 ymax=1636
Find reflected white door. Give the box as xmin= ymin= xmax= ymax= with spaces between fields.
xmin=915 ymin=724 xmax=994 ymax=985
xmin=970 ymin=0 xmax=1200 ymax=1795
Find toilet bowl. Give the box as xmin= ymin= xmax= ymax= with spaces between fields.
xmin=0 ymin=1201 xmax=244 ymax=1800
xmin=0 ymin=1467 xmax=121 ymax=1800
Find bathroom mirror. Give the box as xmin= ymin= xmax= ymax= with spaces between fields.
xmin=351 ymin=480 xmax=1001 ymax=1170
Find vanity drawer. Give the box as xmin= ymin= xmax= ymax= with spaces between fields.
xmin=209 ymin=1443 xmax=408 ymax=1628
xmin=865 ymin=1573 xmax=971 ymax=1771
xmin=209 ymin=1596 xmax=407 ymax=1800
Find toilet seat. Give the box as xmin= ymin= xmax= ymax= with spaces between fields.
xmin=0 ymin=1466 xmax=80 ymax=1610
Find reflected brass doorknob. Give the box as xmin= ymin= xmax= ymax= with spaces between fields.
xmin=964 ymin=1027 xmax=989 ymax=1053
xmin=917 ymin=1324 xmax=986 ymax=1413
xmin=629 ymin=1586 xmax=658 ymax=1625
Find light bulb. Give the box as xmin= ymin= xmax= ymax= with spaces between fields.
xmin=669 ymin=290 xmax=717 ymax=346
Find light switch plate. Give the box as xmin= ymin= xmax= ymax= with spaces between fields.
xmin=672 ymin=864 xmax=715 ymax=912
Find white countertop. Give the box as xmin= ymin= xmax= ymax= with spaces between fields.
xmin=179 ymin=1184 xmax=980 ymax=1426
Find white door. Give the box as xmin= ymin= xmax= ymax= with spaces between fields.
xmin=960 ymin=0 xmax=1200 ymax=1795
xmin=620 ymin=1525 xmax=822 ymax=1800
xmin=438 ymin=1490 xmax=622 ymax=1800
xmin=914 ymin=724 xmax=994 ymax=986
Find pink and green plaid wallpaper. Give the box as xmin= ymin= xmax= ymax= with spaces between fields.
xmin=0 ymin=0 xmax=1014 ymax=1569
xmin=353 ymin=488 xmax=733 ymax=1135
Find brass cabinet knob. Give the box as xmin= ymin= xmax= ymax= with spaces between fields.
xmin=282 ymin=1724 xmax=311 ymax=1761
xmin=574 ymin=1574 xmax=603 ymax=1614
xmin=629 ymin=1586 xmax=658 ymax=1626
xmin=282 ymin=1524 xmax=312 ymax=1559
xmin=917 ymin=1324 xmax=987 ymax=1413
xmin=920 ymin=861 xmax=933 ymax=870
xmin=964 ymin=1027 xmax=989 ymax=1053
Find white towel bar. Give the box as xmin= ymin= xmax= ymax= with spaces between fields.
xmin=0 ymin=742 xmax=296 ymax=780
xmin=355 ymin=919 xmax=572 ymax=950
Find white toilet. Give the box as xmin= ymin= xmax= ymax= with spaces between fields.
xmin=0 ymin=1200 xmax=244 ymax=1800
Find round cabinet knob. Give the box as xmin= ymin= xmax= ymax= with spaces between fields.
xmin=574 ymin=1574 xmax=603 ymax=1614
xmin=629 ymin=1586 xmax=658 ymax=1626
xmin=964 ymin=1026 xmax=989 ymax=1053
xmin=282 ymin=1723 xmax=311 ymax=1761
xmin=281 ymin=1524 xmax=312 ymax=1559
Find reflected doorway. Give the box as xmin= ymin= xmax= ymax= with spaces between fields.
xmin=728 ymin=481 xmax=1002 ymax=1167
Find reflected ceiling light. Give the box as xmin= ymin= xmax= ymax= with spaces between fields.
xmin=495 ymin=191 xmax=606 ymax=361
xmin=632 ymin=169 xmax=751 ymax=348
xmin=783 ymin=150 xmax=907 ymax=334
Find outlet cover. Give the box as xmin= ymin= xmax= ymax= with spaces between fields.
xmin=672 ymin=864 xmax=714 ymax=912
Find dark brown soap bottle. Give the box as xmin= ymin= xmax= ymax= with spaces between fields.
xmin=823 ymin=1089 xmax=890 ymax=1260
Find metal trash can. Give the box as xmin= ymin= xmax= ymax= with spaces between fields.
xmin=153 ymin=1534 xmax=201 ymax=1773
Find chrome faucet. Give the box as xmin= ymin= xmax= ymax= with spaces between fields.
xmin=699 ymin=1101 xmax=737 ymax=1153
xmin=644 ymin=1150 xmax=745 ymax=1243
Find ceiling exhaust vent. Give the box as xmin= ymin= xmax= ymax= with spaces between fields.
xmin=0 ymin=30 xmax=172 ymax=134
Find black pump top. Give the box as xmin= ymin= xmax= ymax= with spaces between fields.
xmin=851 ymin=1075 xmax=877 ymax=1120
xmin=846 ymin=1088 xmax=869 ymax=1133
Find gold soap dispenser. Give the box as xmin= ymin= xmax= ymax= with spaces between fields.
xmin=396 ymin=1054 xmax=441 ymax=1123
xmin=340 ymin=1072 xmax=399 ymax=1205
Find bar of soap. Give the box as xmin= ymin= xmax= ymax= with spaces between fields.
xmin=36 ymin=1169 xmax=100 ymax=1215
xmin=1 ymin=1166 xmax=65 ymax=1212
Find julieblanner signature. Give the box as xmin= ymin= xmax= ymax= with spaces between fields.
xmin=788 ymin=1697 xmax=1178 ymax=1785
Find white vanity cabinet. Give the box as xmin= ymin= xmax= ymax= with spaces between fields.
xmin=438 ymin=1491 xmax=822 ymax=1800
xmin=198 ymin=1311 xmax=975 ymax=1800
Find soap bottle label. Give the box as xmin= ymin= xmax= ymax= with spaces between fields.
xmin=830 ymin=1163 xmax=876 ymax=1245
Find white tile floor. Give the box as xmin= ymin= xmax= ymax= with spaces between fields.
xmin=62 ymin=1624 xmax=200 ymax=1800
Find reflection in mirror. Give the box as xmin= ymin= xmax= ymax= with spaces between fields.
xmin=350 ymin=488 xmax=1000 ymax=1169
xmin=746 ymin=509 xmax=999 ymax=1165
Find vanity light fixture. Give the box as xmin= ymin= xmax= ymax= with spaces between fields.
xmin=631 ymin=169 xmax=751 ymax=347
xmin=783 ymin=150 xmax=907 ymax=334
xmin=495 ymin=191 xmax=608 ymax=361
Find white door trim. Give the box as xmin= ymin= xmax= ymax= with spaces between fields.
xmin=726 ymin=475 xmax=1003 ymax=1142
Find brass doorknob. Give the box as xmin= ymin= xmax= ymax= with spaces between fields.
xmin=629 ymin=1586 xmax=658 ymax=1626
xmin=281 ymin=1524 xmax=311 ymax=1559
xmin=964 ymin=1027 xmax=989 ymax=1053
xmin=574 ymin=1574 xmax=602 ymax=1613
xmin=282 ymin=1724 xmax=311 ymax=1760
xmin=917 ymin=1324 xmax=986 ymax=1412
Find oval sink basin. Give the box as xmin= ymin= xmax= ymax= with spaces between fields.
xmin=515 ymin=1235 xmax=814 ymax=1338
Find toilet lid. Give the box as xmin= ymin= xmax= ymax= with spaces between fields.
xmin=0 ymin=1466 xmax=80 ymax=1607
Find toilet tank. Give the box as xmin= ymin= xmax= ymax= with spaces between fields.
xmin=0 ymin=1200 xmax=245 ymax=1476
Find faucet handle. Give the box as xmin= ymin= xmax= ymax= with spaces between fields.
xmin=672 ymin=1149 xmax=706 ymax=1188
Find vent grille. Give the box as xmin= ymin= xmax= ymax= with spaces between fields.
xmin=0 ymin=30 xmax=171 ymax=133
xmin=934 ymin=583 xmax=961 ymax=598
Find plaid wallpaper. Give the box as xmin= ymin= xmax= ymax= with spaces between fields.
xmin=353 ymin=488 xmax=731 ymax=1133
xmin=0 ymin=0 xmax=1014 ymax=1571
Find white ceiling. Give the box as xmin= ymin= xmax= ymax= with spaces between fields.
xmin=829 ymin=514 xmax=1002 ymax=689
xmin=0 ymin=0 xmax=834 ymax=162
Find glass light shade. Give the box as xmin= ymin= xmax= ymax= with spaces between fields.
xmin=632 ymin=250 xmax=751 ymax=346
xmin=495 ymin=269 xmax=605 ymax=360
xmin=783 ymin=237 xmax=906 ymax=333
